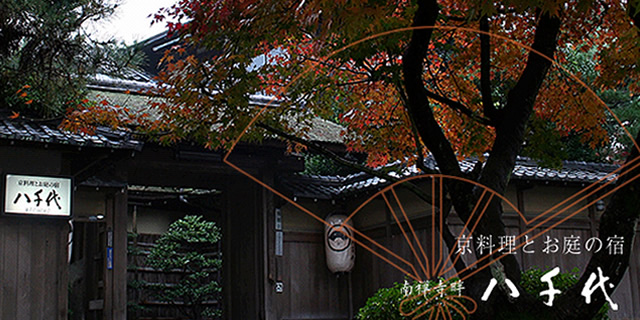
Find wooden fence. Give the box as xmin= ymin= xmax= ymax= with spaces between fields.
xmin=126 ymin=233 xmax=222 ymax=320
xmin=0 ymin=217 xmax=69 ymax=320
xmin=271 ymin=213 xmax=640 ymax=319
xmin=126 ymin=216 xmax=639 ymax=319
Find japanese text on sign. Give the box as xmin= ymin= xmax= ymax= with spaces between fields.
xmin=4 ymin=174 xmax=72 ymax=216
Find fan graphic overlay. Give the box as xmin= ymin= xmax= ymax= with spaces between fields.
xmin=221 ymin=26 xmax=640 ymax=319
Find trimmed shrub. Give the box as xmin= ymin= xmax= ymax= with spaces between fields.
xmin=146 ymin=215 xmax=222 ymax=320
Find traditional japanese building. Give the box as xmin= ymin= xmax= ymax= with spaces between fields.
xmin=0 ymin=31 xmax=638 ymax=320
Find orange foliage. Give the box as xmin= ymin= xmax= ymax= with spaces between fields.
xmin=65 ymin=0 xmax=640 ymax=167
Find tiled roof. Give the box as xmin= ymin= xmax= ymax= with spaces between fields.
xmin=78 ymin=176 xmax=128 ymax=188
xmin=88 ymin=73 xmax=155 ymax=92
xmin=88 ymin=89 xmax=345 ymax=144
xmin=304 ymin=118 xmax=344 ymax=144
xmin=280 ymin=174 xmax=345 ymax=200
xmin=510 ymin=157 xmax=618 ymax=183
xmin=281 ymin=156 xmax=620 ymax=199
xmin=0 ymin=120 xmax=143 ymax=150
xmin=128 ymin=184 xmax=221 ymax=196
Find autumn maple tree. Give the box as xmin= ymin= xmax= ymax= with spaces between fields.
xmin=66 ymin=0 xmax=640 ymax=318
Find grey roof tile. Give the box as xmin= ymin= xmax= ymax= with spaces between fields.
xmin=0 ymin=120 xmax=143 ymax=151
xmin=281 ymin=155 xmax=621 ymax=199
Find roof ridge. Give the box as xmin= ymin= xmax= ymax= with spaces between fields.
xmin=286 ymin=156 xmax=620 ymax=199
xmin=0 ymin=118 xmax=143 ymax=151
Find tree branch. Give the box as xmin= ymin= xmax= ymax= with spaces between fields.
xmin=402 ymin=0 xmax=462 ymax=178
xmin=395 ymin=80 xmax=431 ymax=174
xmin=480 ymin=15 xmax=498 ymax=123
xmin=256 ymin=122 xmax=439 ymax=204
xmin=628 ymin=0 xmax=640 ymax=31
xmin=479 ymin=13 xmax=561 ymax=195
xmin=424 ymin=88 xmax=493 ymax=126
xmin=257 ymin=122 xmax=370 ymax=174
xmin=300 ymin=55 xmax=370 ymax=76
xmin=463 ymin=13 xmax=561 ymax=312
xmin=336 ymin=79 xmax=375 ymax=87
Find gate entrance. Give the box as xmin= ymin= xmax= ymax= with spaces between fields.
xmin=69 ymin=219 xmax=108 ymax=320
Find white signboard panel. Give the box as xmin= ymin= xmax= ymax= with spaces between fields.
xmin=4 ymin=174 xmax=72 ymax=216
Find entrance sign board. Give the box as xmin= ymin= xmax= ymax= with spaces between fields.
xmin=4 ymin=174 xmax=72 ymax=217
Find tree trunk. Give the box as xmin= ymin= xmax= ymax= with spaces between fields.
xmin=554 ymin=132 xmax=640 ymax=319
xmin=402 ymin=1 xmax=640 ymax=318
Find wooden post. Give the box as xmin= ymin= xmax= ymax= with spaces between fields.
xmin=112 ymin=189 xmax=128 ymax=320
xmin=104 ymin=195 xmax=114 ymax=319
xmin=223 ymin=174 xmax=264 ymax=320
xmin=263 ymin=170 xmax=276 ymax=320
xmin=131 ymin=205 xmax=139 ymax=320
xmin=103 ymin=189 xmax=128 ymax=320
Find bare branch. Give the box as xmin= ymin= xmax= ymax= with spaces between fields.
xmin=300 ymin=55 xmax=370 ymax=76
xmin=424 ymin=88 xmax=493 ymax=126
